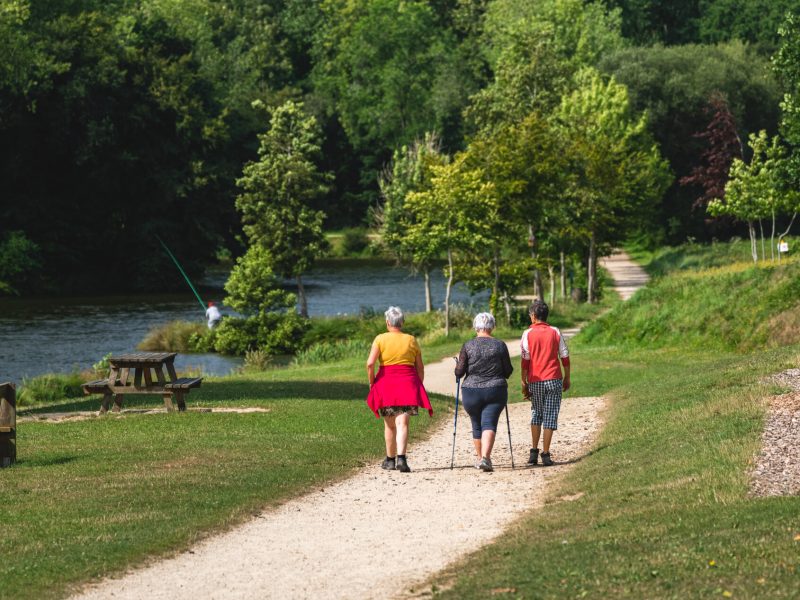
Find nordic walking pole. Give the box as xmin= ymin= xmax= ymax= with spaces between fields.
xmin=155 ymin=235 xmax=206 ymax=311
xmin=450 ymin=357 xmax=461 ymax=470
xmin=504 ymin=404 xmax=514 ymax=469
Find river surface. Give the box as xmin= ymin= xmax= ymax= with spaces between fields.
xmin=0 ymin=261 xmax=485 ymax=383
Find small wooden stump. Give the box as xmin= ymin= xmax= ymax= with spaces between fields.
xmin=0 ymin=382 xmax=17 ymax=467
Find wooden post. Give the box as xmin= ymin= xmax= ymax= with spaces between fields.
xmin=176 ymin=392 xmax=186 ymax=412
xmin=112 ymin=394 xmax=124 ymax=413
xmin=163 ymin=393 xmax=175 ymax=412
xmin=0 ymin=383 xmax=17 ymax=467
xmin=100 ymin=393 xmax=113 ymax=414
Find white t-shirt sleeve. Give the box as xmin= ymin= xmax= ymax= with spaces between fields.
xmin=551 ymin=326 xmax=569 ymax=358
xmin=520 ymin=330 xmax=530 ymax=360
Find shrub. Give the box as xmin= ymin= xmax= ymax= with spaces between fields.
xmin=213 ymin=313 xmax=309 ymax=355
xmin=242 ymin=348 xmax=273 ymax=372
xmin=138 ymin=321 xmax=207 ymax=352
xmin=341 ymin=228 xmax=370 ymax=255
xmin=293 ymin=339 xmax=371 ymax=365
xmin=17 ymin=372 xmax=86 ymax=407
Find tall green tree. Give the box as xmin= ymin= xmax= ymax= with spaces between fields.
xmin=377 ymin=133 xmax=448 ymax=311
xmin=311 ymin=0 xmax=461 ymax=180
xmin=556 ymin=69 xmax=671 ymax=302
xmin=235 ymin=100 xmax=330 ymax=317
xmin=468 ymin=0 xmax=623 ymax=132
xmin=406 ymin=154 xmax=498 ymax=335
xmin=462 ymin=111 xmax=567 ymax=306
xmin=708 ymin=131 xmax=799 ymax=263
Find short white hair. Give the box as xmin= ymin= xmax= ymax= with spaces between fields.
xmin=473 ymin=312 xmax=495 ymax=332
xmin=385 ymin=306 xmax=404 ymax=327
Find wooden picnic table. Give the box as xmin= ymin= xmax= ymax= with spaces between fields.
xmin=82 ymin=352 xmax=202 ymax=414
xmin=0 ymin=382 xmax=16 ymax=467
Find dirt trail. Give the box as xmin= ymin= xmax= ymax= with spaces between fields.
xmin=71 ymin=251 xmax=644 ymax=600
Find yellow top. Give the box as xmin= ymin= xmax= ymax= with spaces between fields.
xmin=373 ymin=331 xmax=420 ymax=366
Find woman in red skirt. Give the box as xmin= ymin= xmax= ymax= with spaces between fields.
xmin=366 ymin=306 xmax=432 ymax=473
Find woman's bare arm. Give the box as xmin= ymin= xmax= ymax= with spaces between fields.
xmin=366 ymin=343 xmax=380 ymax=386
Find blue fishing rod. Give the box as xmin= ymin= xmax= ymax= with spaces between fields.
xmin=155 ymin=235 xmax=206 ymax=311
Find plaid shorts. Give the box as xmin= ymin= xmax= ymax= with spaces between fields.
xmin=528 ymin=379 xmax=563 ymax=430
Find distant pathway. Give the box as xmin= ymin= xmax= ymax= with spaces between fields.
xmin=599 ymin=251 xmax=649 ymax=301
xmin=72 ymin=251 xmax=646 ymax=600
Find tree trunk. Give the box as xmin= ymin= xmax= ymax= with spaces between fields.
xmin=491 ymin=249 xmax=501 ymax=316
xmin=770 ymin=211 xmax=776 ymax=263
xmin=533 ymin=270 xmax=544 ymax=300
xmin=759 ymin=219 xmax=766 ymax=262
xmin=528 ymin=224 xmax=544 ymax=299
xmin=297 ymin=275 xmax=308 ymax=318
xmin=587 ymin=231 xmax=597 ymax=304
xmin=548 ymin=264 xmax=556 ymax=306
xmin=560 ymin=251 xmax=567 ymax=300
xmin=423 ymin=268 xmax=433 ymax=312
xmin=748 ymin=221 xmax=757 ymax=263
xmin=503 ymin=292 xmax=512 ymax=325
xmin=444 ymin=248 xmax=454 ymax=337
xmin=778 ymin=212 xmax=797 ymax=265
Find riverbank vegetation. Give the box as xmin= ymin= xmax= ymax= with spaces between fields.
xmin=423 ymin=240 xmax=800 ymax=599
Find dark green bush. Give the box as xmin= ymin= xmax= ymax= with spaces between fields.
xmin=341 ymin=228 xmax=370 ymax=255
xmin=18 ymin=372 xmax=86 ymax=406
xmin=138 ymin=320 xmax=207 ymax=352
xmin=213 ymin=313 xmax=309 ymax=355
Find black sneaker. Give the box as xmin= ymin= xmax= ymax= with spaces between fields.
xmin=528 ymin=448 xmax=539 ymax=466
xmin=479 ymin=457 xmax=493 ymax=472
xmin=541 ymin=452 xmax=554 ymax=467
xmin=381 ymin=457 xmax=396 ymax=470
xmin=396 ymin=456 xmax=411 ymax=473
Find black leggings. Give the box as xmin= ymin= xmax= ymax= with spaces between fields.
xmin=461 ymin=386 xmax=508 ymax=439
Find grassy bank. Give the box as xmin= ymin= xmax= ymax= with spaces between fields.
xmin=427 ymin=343 xmax=799 ymax=598
xmin=422 ymin=242 xmax=800 ymax=599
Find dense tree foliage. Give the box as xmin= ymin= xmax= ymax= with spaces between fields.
xmin=0 ymin=0 xmax=795 ymax=301
xmin=601 ymin=0 xmax=800 ymax=49
xmin=600 ymin=41 xmax=780 ymax=242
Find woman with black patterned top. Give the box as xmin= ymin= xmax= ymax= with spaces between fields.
xmin=454 ymin=312 xmax=513 ymax=472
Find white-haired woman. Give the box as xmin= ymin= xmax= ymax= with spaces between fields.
xmin=366 ymin=306 xmax=432 ymax=473
xmin=454 ymin=312 xmax=513 ymax=472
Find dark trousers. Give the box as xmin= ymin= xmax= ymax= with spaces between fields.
xmin=461 ymin=386 xmax=507 ymax=439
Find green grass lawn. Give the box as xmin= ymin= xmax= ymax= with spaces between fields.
xmin=2 ymin=351 xmax=458 ymax=600
xmin=1 ymin=321 xmax=557 ymax=600
xmin=426 ymin=342 xmax=800 ymax=599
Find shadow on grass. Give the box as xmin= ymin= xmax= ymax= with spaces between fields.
xmin=19 ymin=380 xmax=370 ymax=415
xmin=16 ymin=455 xmax=79 ymax=467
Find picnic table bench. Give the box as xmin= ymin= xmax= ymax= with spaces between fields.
xmin=82 ymin=352 xmax=202 ymax=413
xmin=0 ymin=382 xmax=16 ymax=467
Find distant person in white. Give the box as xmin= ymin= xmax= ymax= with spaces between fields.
xmin=206 ymin=302 xmax=222 ymax=329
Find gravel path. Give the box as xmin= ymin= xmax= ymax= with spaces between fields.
xmin=71 ymin=251 xmax=643 ymax=600
xmin=752 ymin=371 xmax=800 ymax=496
xmin=73 ymin=395 xmax=605 ymax=600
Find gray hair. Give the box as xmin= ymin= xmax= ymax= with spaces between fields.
xmin=473 ymin=312 xmax=495 ymax=332
xmin=385 ymin=306 xmax=404 ymax=327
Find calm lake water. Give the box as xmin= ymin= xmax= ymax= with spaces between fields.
xmin=0 ymin=261 xmax=486 ymax=383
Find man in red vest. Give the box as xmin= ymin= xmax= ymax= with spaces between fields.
xmin=520 ymin=299 xmax=570 ymax=466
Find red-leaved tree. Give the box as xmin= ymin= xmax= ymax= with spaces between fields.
xmin=680 ymin=94 xmax=744 ymax=212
